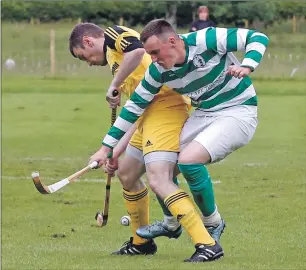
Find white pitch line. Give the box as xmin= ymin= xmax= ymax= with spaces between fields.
xmin=21 ymin=157 xmax=83 ymax=161
xmin=14 ymin=157 xmax=267 ymax=168
xmin=243 ymin=163 xmax=267 ymax=167
xmin=1 ymin=176 xmax=221 ymax=184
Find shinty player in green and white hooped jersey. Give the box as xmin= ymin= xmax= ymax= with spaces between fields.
xmin=89 ymin=20 xmax=269 ymax=259
xmin=101 ymin=24 xmax=269 ymax=150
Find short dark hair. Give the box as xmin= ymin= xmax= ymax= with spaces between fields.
xmin=140 ymin=19 xmax=178 ymax=43
xmin=69 ymin=23 xmax=104 ymax=57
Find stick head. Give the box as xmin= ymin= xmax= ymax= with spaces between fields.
xmin=31 ymin=171 xmax=40 ymax=178
xmin=31 ymin=171 xmax=51 ymax=194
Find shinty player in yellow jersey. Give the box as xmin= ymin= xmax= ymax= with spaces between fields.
xmin=69 ymin=23 xmax=215 ymax=256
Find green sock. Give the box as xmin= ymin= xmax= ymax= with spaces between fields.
xmin=178 ymin=163 xmax=215 ymax=216
xmin=156 ymin=177 xmax=179 ymax=216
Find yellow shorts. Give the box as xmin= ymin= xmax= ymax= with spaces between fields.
xmin=129 ymin=105 xmax=189 ymax=156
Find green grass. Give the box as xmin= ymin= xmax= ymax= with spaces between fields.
xmin=2 ymin=76 xmax=306 ymax=95
xmin=2 ymin=22 xmax=306 ymax=79
xmin=1 ymin=76 xmax=306 ymax=269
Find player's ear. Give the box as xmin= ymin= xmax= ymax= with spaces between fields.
xmin=168 ymin=36 xmax=176 ymax=47
xmin=83 ymin=36 xmax=93 ymax=47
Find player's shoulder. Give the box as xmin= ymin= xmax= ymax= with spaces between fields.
xmin=103 ymin=26 xmax=128 ymax=51
xmin=104 ymin=25 xmax=142 ymax=53
xmin=105 ymin=25 xmax=139 ymax=39
xmin=183 ymin=27 xmax=215 ymax=43
xmin=105 ymin=25 xmax=123 ymax=40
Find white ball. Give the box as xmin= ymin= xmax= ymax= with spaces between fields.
xmin=120 ymin=215 xmax=131 ymax=226
xmin=5 ymin=58 xmax=16 ymax=70
xmin=96 ymin=213 xmax=103 ymax=227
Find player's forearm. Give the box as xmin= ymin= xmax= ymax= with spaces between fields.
xmin=240 ymin=31 xmax=269 ymax=71
xmin=110 ymin=48 xmax=145 ymax=88
xmin=225 ymin=28 xmax=269 ymax=71
xmin=112 ymin=123 xmax=137 ymax=158
xmin=206 ymin=28 xmax=269 ymax=71
xmin=102 ymin=105 xmax=142 ymax=149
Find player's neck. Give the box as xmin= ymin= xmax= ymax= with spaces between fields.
xmin=175 ymin=39 xmax=187 ymax=65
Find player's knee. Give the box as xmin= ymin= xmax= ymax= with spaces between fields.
xmin=146 ymin=170 xmax=166 ymax=195
xmin=178 ymin=152 xmax=197 ymax=164
xmin=178 ymin=144 xmax=195 ymax=164
xmin=117 ymin=169 xmax=133 ymax=190
xmin=148 ymin=171 xmax=174 ymax=197
xmin=178 ymin=144 xmax=211 ymax=164
xmin=146 ymin=162 xmax=175 ymax=195
xmin=177 ymin=154 xmax=190 ymax=164
xmin=117 ymin=166 xmax=125 ymax=182
xmin=147 ymin=174 xmax=159 ymax=194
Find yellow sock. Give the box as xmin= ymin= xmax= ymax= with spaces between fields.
xmin=123 ymin=187 xmax=149 ymax=245
xmin=164 ymin=189 xmax=215 ymax=246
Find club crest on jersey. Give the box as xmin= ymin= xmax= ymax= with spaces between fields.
xmin=193 ymin=54 xmax=206 ymax=68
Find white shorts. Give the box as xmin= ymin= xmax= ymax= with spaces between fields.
xmin=126 ymin=144 xmax=178 ymax=165
xmin=180 ymin=106 xmax=258 ymax=163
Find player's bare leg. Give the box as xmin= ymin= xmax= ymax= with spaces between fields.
xmin=137 ymin=165 xmax=182 ymax=239
xmin=178 ymin=113 xmax=258 ymax=244
xmin=138 ymin=155 xmax=225 ymax=242
xmin=140 ymin=154 xmax=223 ymax=262
xmin=112 ymin=149 xmax=157 ymax=255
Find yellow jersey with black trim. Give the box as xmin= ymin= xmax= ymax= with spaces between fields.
xmin=104 ymin=25 xmax=190 ymax=109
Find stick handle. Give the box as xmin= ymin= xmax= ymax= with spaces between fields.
xmin=110 ymin=90 xmax=119 ymax=126
xmin=66 ymin=161 xmax=98 ymax=183
xmin=101 ymin=90 xmax=118 ymax=225
xmin=107 ymin=91 xmax=118 ymax=159
xmin=103 ymin=174 xmax=112 ymax=219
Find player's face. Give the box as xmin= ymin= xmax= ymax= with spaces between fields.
xmin=73 ymin=36 xmax=107 ymax=66
xmin=144 ymin=35 xmax=178 ymax=69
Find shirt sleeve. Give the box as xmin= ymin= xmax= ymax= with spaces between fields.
xmin=102 ymin=64 xmax=163 ymax=148
xmin=104 ymin=26 xmax=143 ymax=53
xmin=203 ymin=27 xmax=269 ymax=71
xmin=121 ymin=36 xmax=143 ymax=52
xmin=104 ymin=27 xmax=117 ymax=50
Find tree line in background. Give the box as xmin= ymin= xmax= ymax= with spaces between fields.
xmin=2 ymin=1 xmax=306 ymax=30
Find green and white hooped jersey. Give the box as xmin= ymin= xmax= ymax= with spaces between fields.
xmin=103 ymin=27 xmax=269 ymax=148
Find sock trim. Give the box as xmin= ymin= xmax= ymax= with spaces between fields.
xmin=164 ymin=191 xmax=189 ymax=208
xmin=123 ymin=188 xmax=148 ymax=201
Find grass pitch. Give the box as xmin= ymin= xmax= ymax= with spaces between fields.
xmin=2 ymin=22 xmax=306 ymax=80
xmin=1 ymin=77 xmax=306 ymax=269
